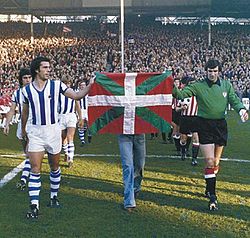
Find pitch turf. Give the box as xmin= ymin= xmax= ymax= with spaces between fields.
xmin=0 ymin=112 xmax=249 ymax=238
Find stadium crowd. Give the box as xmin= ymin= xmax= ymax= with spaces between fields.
xmin=0 ymin=20 xmax=250 ymax=99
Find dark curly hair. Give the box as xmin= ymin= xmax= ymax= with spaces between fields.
xmin=205 ymin=59 xmax=222 ymax=71
xmin=30 ymin=56 xmax=50 ymax=80
xmin=18 ymin=68 xmax=31 ymax=87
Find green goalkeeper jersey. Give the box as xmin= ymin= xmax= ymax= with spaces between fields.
xmin=173 ymin=78 xmax=245 ymax=119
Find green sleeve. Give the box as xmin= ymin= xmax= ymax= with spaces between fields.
xmin=227 ymin=82 xmax=245 ymax=112
xmin=172 ymin=84 xmax=196 ymax=100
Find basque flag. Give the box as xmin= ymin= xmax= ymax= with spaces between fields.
xmin=88 ymin=72 xmax=173 ymax=135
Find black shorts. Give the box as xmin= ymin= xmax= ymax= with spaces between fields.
xmin=197 ymin=117 xmax=227 ymax=146
xmin=179 ymin=116 xmax=198 ymax=134
xmin=172 ymin=110 xmax=181 ymax=126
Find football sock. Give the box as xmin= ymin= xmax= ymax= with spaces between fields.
xmin=192 ymin=142 xmax=199 ymax=159
xmin=204 ymin=167 xmax=216 ymax=196
xmin=173 ymin=135 xmax=181 ymax=153
xmin=50 ymin=168 xmax=61 ymax=199
xmin=78 ymin=128 xmax=85 ymax=143
xmin=21 ymin=158 xmax=31 ymax=183
xmin=186 ymin=135 xmax=192 ymax=151
xmin=180 ymin=140 xmax=186 ymax=155
xmin=29 ymin=172 xmax=41 ymax=208
xmin=67 ymin=141 xmax=75 ymax=161
xmin=62 ymin=143 xmax=68 ymax=155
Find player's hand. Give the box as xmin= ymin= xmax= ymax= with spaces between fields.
xmin=22 ymin=135 xmax=28 ymax=142
xmin=22 ymin=130 xmax=28 ymax=141
xmin=88 ymin=73 xmax=96 ymax=86
xmin=78 ymin=118 xmax=84 ymax=128
xmin=239 ymin=109 xmax=248 ymax=122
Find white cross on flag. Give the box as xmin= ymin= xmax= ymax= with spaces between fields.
xmin=88 ymin=72 xmax=173 ymax=135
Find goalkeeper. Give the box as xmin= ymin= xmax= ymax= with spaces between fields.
xmin=173 ymin=59 xmax=248 ymax=211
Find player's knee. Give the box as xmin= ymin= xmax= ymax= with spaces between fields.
xmin=50 ymin=163 xmax=60 ymax=171
xmin=192 ymin=137 xmax=199 ymax=144
xmin=180 ymin=135 xmax=187 ymax=143
xmin=67 ymin=136 xmax=74 ymax=141
xmin=205 ymin=157 xmax=215 ymax=168
xmin=31 ymin=167 xmax=40 ymax=174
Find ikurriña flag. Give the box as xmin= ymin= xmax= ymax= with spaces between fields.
xmin=88 ymin=71 xmax=173 ymax=135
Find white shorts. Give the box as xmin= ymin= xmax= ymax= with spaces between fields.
xmin=27 ymin=123 xmax=62 ymax=154
xmin=59 ymin=113 xmax=77 ymax=130
xmin=16 ymin=120 xmax=31 ymax=140
xmin=16 ymin=121 xmax=22 ymax=140
xmin=81 ymin=109 xmax=88 ymax=121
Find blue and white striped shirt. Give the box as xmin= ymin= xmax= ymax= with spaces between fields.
xmin=11 ymin=88 xmax=23 ymax=117
xmin=79 ymin=95 xmax=88 ymax=110
xmin=22 ymin=80 xmax=68 ymax=125
xmin=59 ymin=93 xmax=76 ymax=115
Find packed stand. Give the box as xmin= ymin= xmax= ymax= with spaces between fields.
xmin=0 ymin=20 xmax=249 ymax=99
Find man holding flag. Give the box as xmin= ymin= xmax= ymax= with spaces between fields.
xmin=88 ymin=71 xmax=173 ymax=211
xmin=118 ymin=133 xmax=145 ymax=212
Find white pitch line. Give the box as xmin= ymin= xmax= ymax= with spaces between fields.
xmin=1 ymin=153 xmax=250 ymax=163
xmin=0 ymin=154 xmax=25 ymax=158
xmin=0 ymin=159 xmax=25 ymax=188
xmin=1 ymin=153 xmax=249 ymax=189
xmin=73 ymin=154 xmax=250 ymax=163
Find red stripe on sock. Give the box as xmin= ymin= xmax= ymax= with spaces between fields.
xmin=204 ymin=167 xmax=215 ymax=175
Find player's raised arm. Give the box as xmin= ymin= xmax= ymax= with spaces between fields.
xmin=64 ymin=76 xmax=95 ymax=100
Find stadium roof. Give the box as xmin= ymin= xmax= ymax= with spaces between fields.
xmin=0 ymin=0 xmax=249 ymax=18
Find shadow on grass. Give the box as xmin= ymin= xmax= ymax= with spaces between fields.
xmin=1 ymin=152 xmax=249 ymax=225
xmin=0 ymin=173 xmax=249 ymax=238
xmin=144 ymin=176 xmax=204 ymax=188
xmin=219 ymin=188 xmax=250 ymax=199
xmin=146 ymin=160 xmax=250 ymax=186
xmin=0 ymin=187 xmax=239 ymax=238
xmin=61 ymin=174 xmax=123 ymax=195
xmin=143 ymin=183 xmax=205 ymax=198
xmin=136 ymin=188 xmax=250 ymax=222
xmin=47 ymin=173 xmax=250 ymax=222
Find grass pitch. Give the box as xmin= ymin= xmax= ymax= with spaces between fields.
xmin=0 ymin=112 xmax=249 ymax=238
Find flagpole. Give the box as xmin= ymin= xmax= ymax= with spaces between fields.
xmin=208 ymin=16 xmax=211 ymax=47
xmin=120 ymin=0 xmax=125 ymax=73
xmin=30 ymin=14 xmax=34 ymax=44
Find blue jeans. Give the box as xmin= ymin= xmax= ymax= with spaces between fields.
xmin=118 ymin=134 xmax=146 ymax=208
